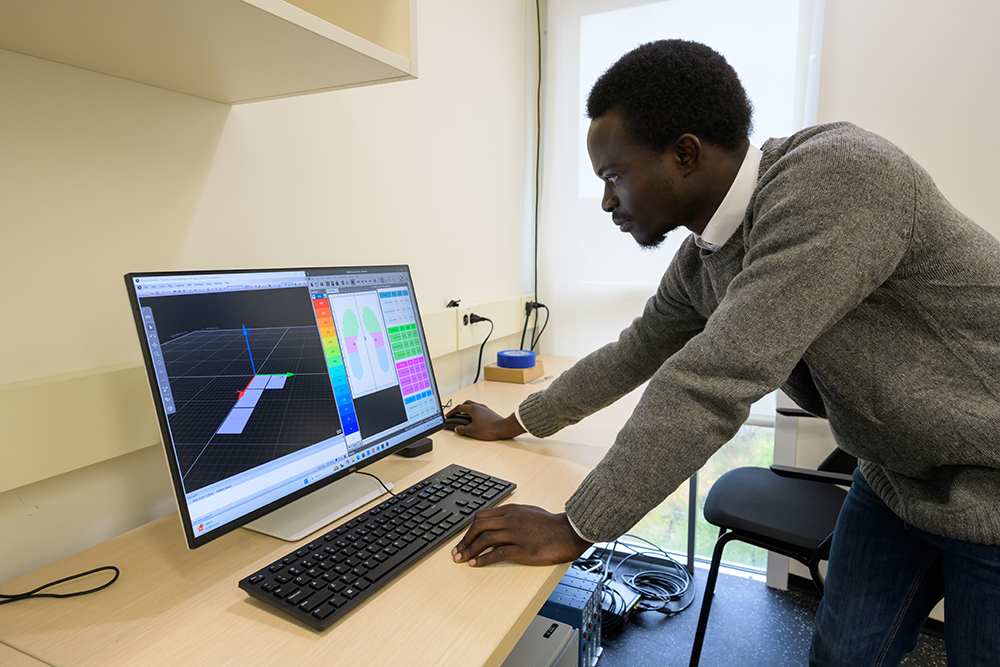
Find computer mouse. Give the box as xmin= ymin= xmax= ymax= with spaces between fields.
xmin=444 ymin=412 xmax=473 ymax=430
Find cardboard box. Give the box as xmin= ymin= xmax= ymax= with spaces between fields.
xmin=484 ymin=360 xmax=545 ymax=384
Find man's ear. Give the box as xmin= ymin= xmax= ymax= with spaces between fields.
xmin=670 ymin=133 xmax=702 ymax=175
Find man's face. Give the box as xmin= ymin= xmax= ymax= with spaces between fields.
xmin=586 ymin=110 xmax=693 ymax=249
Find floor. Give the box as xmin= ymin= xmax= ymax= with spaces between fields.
xmin=596 ymin=568 xmax=947 ymax=667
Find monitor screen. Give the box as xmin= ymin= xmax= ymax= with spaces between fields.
xmin=125 ymin=265 xmax=445 ymax=549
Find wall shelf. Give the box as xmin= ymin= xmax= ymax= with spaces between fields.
xmin=0 ymin=0 xmax=416 ymax=104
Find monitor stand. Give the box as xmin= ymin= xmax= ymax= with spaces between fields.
xmin=396 ymin=436 xmax=433 ymax=458
xmin=243 ymin=474 xmax=393 ymax=542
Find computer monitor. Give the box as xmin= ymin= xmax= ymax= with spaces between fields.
xmin=125 ymin=265 xmax=445 ymax=549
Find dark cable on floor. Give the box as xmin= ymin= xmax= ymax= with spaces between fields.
xmin=571 ymin=534 xmax=694 ymax=639
xmin=0 ymin=566 xmax=120 ymax=605
xmin=600 ymin=581 xmax=629 ymax=638
xmin=470 ymin=314 xmax=493 ymax=383
xmin=616 ymin=535 xmax=693 ymax=615
xmin=353 ymin=470 xmax=395 ymax=497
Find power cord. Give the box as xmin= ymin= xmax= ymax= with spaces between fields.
xmin=532 ymin=0 xmax=543 ymax=323
xmin=530 ymin=304 xmax=549 ymax=351
xmin=519 ymin=301 xmax=549 ymax=351
xmin=353 ymin=470 xmax=396 ymax=497
xmin=469 ymin=314 xmax=494 ymax=383
xmin=0 ymin=566 xmax=120 ymax=605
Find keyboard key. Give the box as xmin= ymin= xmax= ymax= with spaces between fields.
xmin=299 ymin=591 xmax=333 ymax=613
xmin=273 ymin=585 xmax=297 ymax=600
xmin=286 ymin=588 xmax=310 ymax=605
xmin=312 ymin=604 xmax=337 ymax=620
xmin=363 ymin=537 xmax=427 ymax=584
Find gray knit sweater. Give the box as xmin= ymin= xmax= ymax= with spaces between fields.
xmin=519 ymin=122 xmax=1000 ymax=546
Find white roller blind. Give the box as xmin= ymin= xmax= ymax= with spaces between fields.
xmin=538 ymin=0 xmax=824 ymax=418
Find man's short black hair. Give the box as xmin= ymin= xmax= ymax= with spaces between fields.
xmin=586 ymin=40 xmax=753 ymax=152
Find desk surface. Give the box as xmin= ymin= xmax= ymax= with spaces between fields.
xmin=0 ymin=642 xmax=48 ymax=667
xmin=0 ymin=356 xmax=641 ymax=667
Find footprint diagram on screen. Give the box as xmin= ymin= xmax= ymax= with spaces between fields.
xmin=342 ymin=308 xmax=364 ymax=380
xmin=363 ymin=306 xmax=391 ymax=372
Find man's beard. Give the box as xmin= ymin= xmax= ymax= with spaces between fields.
xmin=637 ymin=230 xmax=667 ymax=250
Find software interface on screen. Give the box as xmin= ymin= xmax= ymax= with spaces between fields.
xmin=129 ymin=267 xmax=442 ymax=542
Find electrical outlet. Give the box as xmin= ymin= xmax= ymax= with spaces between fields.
xmin=458 ymin=306 xmax=475 ymax=349
xmin=520 ymin=294 xmax=535 ymax=317
xmin=453 ymin=294 xmax=539 ymax=351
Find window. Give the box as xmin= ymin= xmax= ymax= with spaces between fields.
xmin=538 ymin=0 xmax=823 ymax=569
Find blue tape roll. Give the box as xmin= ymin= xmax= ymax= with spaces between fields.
xmin=497 ymin=350 xmax=536 ymax=369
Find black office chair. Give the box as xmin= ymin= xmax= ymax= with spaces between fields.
xmin=688 ymin=411 xmax=856 ymax=667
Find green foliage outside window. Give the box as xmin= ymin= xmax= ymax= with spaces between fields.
xmin=627 ymin=425 xmax=775 ymax=570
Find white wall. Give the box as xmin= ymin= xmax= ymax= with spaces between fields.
xmin=0 ymin=0 xmax=534 ymax=584
xmin=817 ymin=0 xmax=1000 ymax=238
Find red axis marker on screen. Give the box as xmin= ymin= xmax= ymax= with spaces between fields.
xmin=236 ymin=378 xmax=254 ymax=401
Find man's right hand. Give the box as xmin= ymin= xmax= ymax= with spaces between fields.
xmin=446 ymin=400 xmax=526 ymax=440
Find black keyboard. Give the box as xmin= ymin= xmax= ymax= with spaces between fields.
xmin=238 ymin=464 xmax=516 ymax=629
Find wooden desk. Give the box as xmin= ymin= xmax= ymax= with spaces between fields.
xmin=0 ymin=642 xmax=49 ymax=667
xmin=0 ymin=356 xmax=639 ymax=667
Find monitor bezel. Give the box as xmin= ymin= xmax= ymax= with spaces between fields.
xmin=125 ymin=264 xmax=446 ymax=549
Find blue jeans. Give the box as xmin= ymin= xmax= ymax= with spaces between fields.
xmin=810 ymin=469 xmax=1000 ymax=666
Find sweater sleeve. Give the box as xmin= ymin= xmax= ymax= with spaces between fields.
xmin=518 ymin=251 xmax=707 ymax=438
xmin=564 ymin=129 xmax=916 ymax=542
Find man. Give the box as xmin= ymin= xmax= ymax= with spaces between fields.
xmin=448 ymin=40 xmax=1000 ymax=664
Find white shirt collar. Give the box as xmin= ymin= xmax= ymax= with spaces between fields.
xmin=693 ymin=144 xmax=763 ymax=252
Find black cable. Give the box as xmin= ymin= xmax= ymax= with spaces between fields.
xmin=353 ymin=470 xmax=395 ymax=497
xmin=615 ymin=535 xmax=693 ymax=615
xmin=471 ymin=315 xmax=494 ymax=384
xmin=533 ymin=0 xmax=543 ymax=316
xmin=519 ymin=301 xmax=537 ymax=350
xmin=0 ymin=566 xmax=120 ymax=605
xmin=519 ymin=308 xmax=531 ymax=350
xmin=530 ymin=304 xmax=549 ymax=351
xmin=600 ymin=584 xmax=628 ymax=638
xmin=571 ymin=535 xmax=695 ymax=640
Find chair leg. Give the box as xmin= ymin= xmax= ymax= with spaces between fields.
xmin=807 ymin=534 xmax=833 ymax=596
xmin=689 ymin=530 xmax=735 ymax=667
